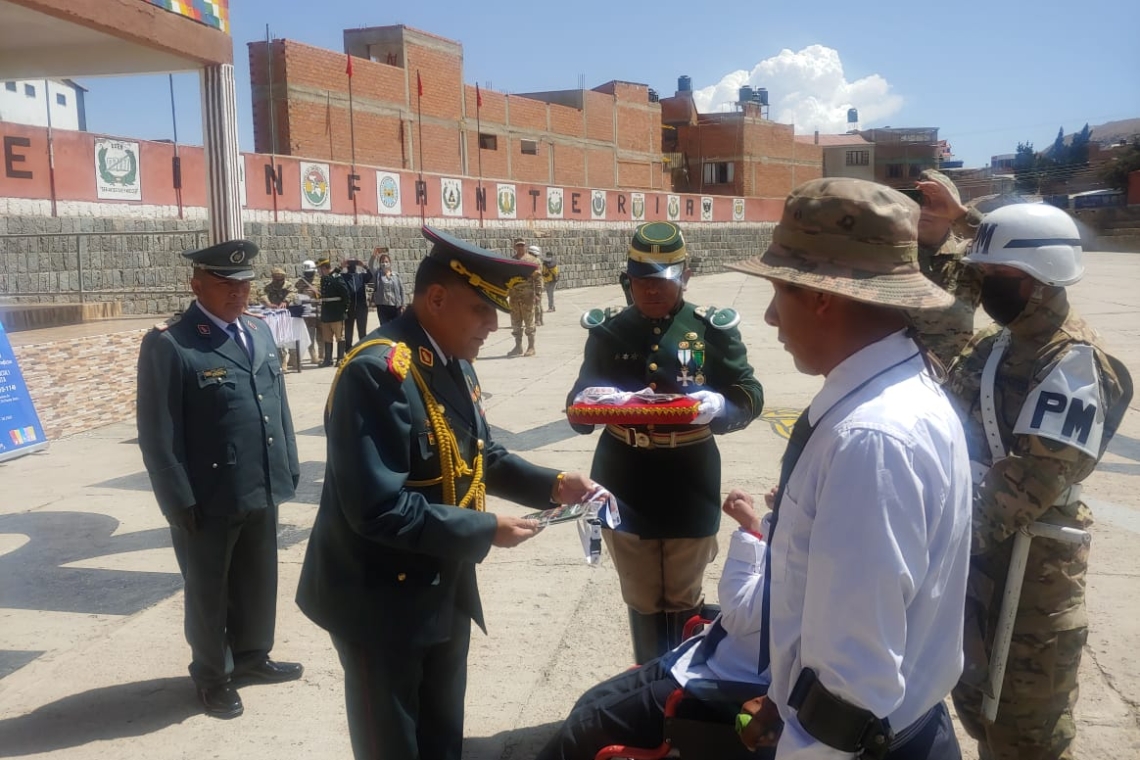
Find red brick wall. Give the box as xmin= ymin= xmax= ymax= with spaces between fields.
xmin=552 ymin=145 xmax=586 ymax=187
xmin=586 ymin=147 xmax=615 ymax=188
xmin=584 ymin=90 xmax=615 ymax=143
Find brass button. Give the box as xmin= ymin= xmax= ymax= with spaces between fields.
xmin=268 ymin=437 xmax=274 ymax=446
xmin=397 ymin=572 xmax=407 ymax=582
xmin=263 ymin=415 xmax=270 ymax=423
xmin=648 ymin=363 xmax=658 ymax=371
xmin=212 ymin=463 xmax=218 ymax=469
xmin=651 ymin=344 xmax=659 ymax=351
xmin=653 ymin=327 xmax=662 ymax=335
xmin=649 ymin=382 xmax=657 ymax=390
xmin=258 ymin=394 xmax=264 ymax=401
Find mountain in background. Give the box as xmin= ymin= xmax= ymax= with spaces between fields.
xmin=1042 ymin=118 xmax=1140 ymax=156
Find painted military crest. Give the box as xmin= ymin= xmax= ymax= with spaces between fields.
xmin=497 ymin=184 xmax=517 ymax=219
xmin=591 ymin=190 xmax=607 ymax=220
xmin=631 ymin=192 xmax=646 ymax=221
xmin=377 ymin=171 xmax=402 ymax=215
xmin=701 ymin=196 xmax=714 ymax=222
xmin=300 ymin=162 xmax=331 ymax=210
xmin=547 ymin=187 xmax=564 ymax=219
xmin=95 ymin=139 xmax=142 ymax=200
xmin=667 ymin=194 xmax=681 ymax=221
xmin=733 ymin=198 xmax=746 ymax=221
xmin=441 ymin=177 xmax=464 ymax=217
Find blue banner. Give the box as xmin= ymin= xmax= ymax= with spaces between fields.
xmin=0 ymin=320 xmax=48 ymax=463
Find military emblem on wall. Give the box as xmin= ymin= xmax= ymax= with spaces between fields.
xmin=547 ymin=187 xmax=564 ymax=219
xmin=591 ymin=190 xmax=607 ymax=220
xmin=300 ymin=162 xmax=331 ymax=210
xmin=95 ymin=139 xmax=142 ymax=201
xmin=377 ymin=172 xmax=402 ymax=215
xmin=667 ymin=194 xmax=681 ymax=221
xmin=630 ymin=192 xmax=645 ymax=221
xmin=497 ymin=184 xmax=517 ymax=219
xmin=441 ymin=177 xmax=464 ymax=216
xmin=701 ymin=196 xmax=714 ymax=222
xmin=733 ymin=198 xmax=746 ymax=222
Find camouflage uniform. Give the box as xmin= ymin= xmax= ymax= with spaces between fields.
xmin=947 ymin=288 xmax=1132 ymax=760
xmin=257 ymin=276 xmax=294 ymax=308
xmin=507 ymin=251 xmax=542 ymax=354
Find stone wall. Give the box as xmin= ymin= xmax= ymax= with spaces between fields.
xmin=0 ymin=215 xmax=776 ymax=315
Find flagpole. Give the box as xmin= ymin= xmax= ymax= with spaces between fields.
xmin=476 ymin=84 xmax=484 ymax=229
xmin=169 ymin=74 xmax=183 ymax=220
xmin=43 ymin=79 xmax=57 ymax=217
xmin=325 ymin=91 xmax=333 ymax=161
xmin=266 ymin=24 xmax=279 ymax=223
xmin=417 ymin=69 xmax=425 ymax=224
xmin=347 ymin=54 xmax=358 ymax=225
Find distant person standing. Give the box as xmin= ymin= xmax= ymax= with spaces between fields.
xmin=541 ymin=250 xmax=560 ymax=312
xmin=340 ymin=256 xmax=373 ymax=350
xmin=318 ymin=258 xmax=350 ymax=367
xmin=295 ymin=260 xmax=322 ymax=366
xmin=507 ymin=238 xmax=542 ymax=357
xmin=136 ymin=239 xmax=302 ymax=720
xmin=371 ymin=250 xmax=406 ymax=326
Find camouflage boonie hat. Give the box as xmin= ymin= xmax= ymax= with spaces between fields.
xmin=270 ymin=267 xmax=286 ymax=276
xmin=728 ymin=178 xmax=954 ymax=311
xmin=919 ymin=169 xmax=962 ymax=205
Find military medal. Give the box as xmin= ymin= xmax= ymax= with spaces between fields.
xmin=693 ymin=341 xmax=706 ymax=385
xmin=676 ymin=340 xmax=692 ymax=387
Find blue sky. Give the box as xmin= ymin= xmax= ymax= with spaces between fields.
xmin=80 ymin=0 xmax=1140 ymax=169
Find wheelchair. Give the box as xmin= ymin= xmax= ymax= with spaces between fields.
xmin=594 ymin=611 xmax=775 ymax=760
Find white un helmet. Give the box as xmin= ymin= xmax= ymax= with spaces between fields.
xmin=301 ymin=259 xmax=317 ymax=273
xmin=963 ymin=203 xmax=1084 ymax=286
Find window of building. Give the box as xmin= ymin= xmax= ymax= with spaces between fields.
xmin=24 ymin=83 xmax=35 ymax=98
xmin=702 ymin=161 xmax=734 ymax=185
xmin=520 ymin=139 xmax=538 ymax=155
xmin=478 ymin=133 xmax=497 ymax=150
xmin=887 ymin=163 xmax=903 ymax=179
xmin=909 ymin=164 xmax=923 ymax=178
xmin=56 ymin=93 xmax=67 ymax=106
xmin=4 ymin=82 xmax=16 ymax=92
xmin=845 ymin=150 xmax=869 ymax=167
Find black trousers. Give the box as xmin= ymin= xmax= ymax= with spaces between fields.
xmin=332 ymin=614 xmax=471 ymax=760
xmin=376 ymin=304 xmax=401 ymax=325
xmin=169 ymin=505 xmax=278 ymax=688
xmin=883 ymin=702 xmax=960 ymax=760
xmin=536 ymin=657 xmax=680 ymax=760
xmin=345 ymin=304 xmax=370 ymax=349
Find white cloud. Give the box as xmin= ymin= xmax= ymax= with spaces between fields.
xmin=690 ymin=45 xmax=903 ymax=134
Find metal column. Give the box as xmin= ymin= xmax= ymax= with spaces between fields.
xmin=200 ymin=63 xmax=244 ymax=244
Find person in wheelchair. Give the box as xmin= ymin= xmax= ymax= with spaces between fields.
xmin=536 ymin=489 xmax=772 ymax=760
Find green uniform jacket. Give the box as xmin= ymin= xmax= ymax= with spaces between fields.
xmin=136 ymin=301 xmax=300 ymax=518
xmin=566 ymin=301 xmax=763 ymax=538
xmin=319 ymin=273 xmax=351 ymax=322
xmin=296 ymin=311 xmax=561 ymax=645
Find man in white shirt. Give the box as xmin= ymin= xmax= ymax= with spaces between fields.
xmin=535 ymin=490 xmax=773 ymax=760
xmin=727 ymin=177 xmax=972 ymax=760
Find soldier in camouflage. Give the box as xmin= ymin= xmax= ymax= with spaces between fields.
xmin=507 ymin=238 xmax=543 ymax=357
xmin=946 ymin=203 xmax=1133 ymax=760
xmin=907 ymin=169 xmax=985 ymax=368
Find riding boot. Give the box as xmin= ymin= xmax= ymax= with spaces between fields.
xmin=628 ymin=608 xmax=668 ymax=665
xmin=523 ymin=334 xmax=536 ymax=357
xmin=336 ymin=340 xmax=346 ymax=367
xmin=320 ymin=342 xmax=334 ymax=367
xmin=507 ymin=335 xmax=524 ymax=357
xmin=665 ymin=605 xmax=705 ymax=651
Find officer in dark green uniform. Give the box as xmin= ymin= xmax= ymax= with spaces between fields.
xmin=297 ymin=226 xmax=600 ymax=760
xmin=567 ymin=221 xmax=765 ymax=663
xmin=136 ymin=240 xmax=303 ymax=719
xmin=317 ymin=257 xmax=351 ymax=367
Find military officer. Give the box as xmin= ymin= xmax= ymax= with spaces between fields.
xmin=507 ymin=238 xmax=543 ymax=356
xmin=297 ymin=226 xmax=601 ymax=760
xmin=946 ymin=203 xmax=1133 ymax=760
xmin=567 ymin=221 xmax=764 ymax=663
xmin=317 ymin=257 xmax=350 ymax=367
xmin=258 ymin=266 xmax=294 ymax=308
xmin=907 ymin=169 xmax=985 ymax=367
xmin=136 ymin=240 xmax=303 ymax=719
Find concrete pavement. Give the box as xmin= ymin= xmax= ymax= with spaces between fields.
xmin=1 ymin=254 xmax=1138 ymax=759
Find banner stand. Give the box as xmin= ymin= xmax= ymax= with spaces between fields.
xmin=0 ymin=321 xmax=49 ymax=463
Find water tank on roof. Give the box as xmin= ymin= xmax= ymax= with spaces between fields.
xmin=678 ymin=75 xmax=692 ymax=92
xmin=755 ymin=87 xmax=769 ymax=106
xmin=648 ymin=88 xmax=659 ymax=103
xmin=738 ymin=85 xmax=754 ymax=104
xmin=847 ymin=108 xmax=859 ymax=123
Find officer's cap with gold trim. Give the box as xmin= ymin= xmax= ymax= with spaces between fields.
xmin=627 ymin=221 xmax=687 ymax=281
xmin=422 ymin=226 xmax=538 ymax=312
xmin=183 ymin=240 xmax=259 ymax=281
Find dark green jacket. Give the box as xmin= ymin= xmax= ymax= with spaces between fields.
xmin=296 ymin=311 xmax=560 ymax=645
xmin=319 ymin=273 xmax=351 ymax=322
xmin=567 ymin=301 xmax=763 ymax=538
xmin=136 ymin=301 xmax=300 ymax=518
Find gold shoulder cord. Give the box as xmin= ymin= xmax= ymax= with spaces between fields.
xmin=326 ymin=339 xmax=485 ymax=511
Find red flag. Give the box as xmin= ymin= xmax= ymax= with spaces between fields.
xmin=476 ymin=84 xmax=482 ymax=108
xmin=417 ymin=71 xmax=423 ymax=97
xmin=345 ymin=54 xmax=353 ymax=77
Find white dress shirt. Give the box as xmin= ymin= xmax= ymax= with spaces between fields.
xmin=670 ymin=514 xmax=772 ymax=688
xmin=197 ymin=302 xmax=252 ymax=357
xmin=768 ymin=330 xmax=971 ymax=760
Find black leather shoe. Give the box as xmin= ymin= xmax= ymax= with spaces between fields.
xmin=233 ymin=660 xmax=304 ymax=685
xmin=198 ymin=684 xmax=243 ymax=719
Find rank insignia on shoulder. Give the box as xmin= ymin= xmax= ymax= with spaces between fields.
xmin=387 ymin=342 xmax=412 ymax=381
xmin=581 ymin=306 xmax=625 ymax=329
xmin=696 ymin=306 xmax=741 ymax=331
xmin=201 ymin=367 xmax=228 ymax=379
xmin=417 ymin=345 xmax=434 ymax=368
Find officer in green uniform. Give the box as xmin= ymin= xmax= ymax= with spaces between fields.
xmin=317 ymin=257 xmax=351 ymax=367
xmin=136 ymin=240 xmax=303 ymax=719
xmin=297 ymin=226 xmax=600 ymax=760
xmin=945 ymin=204 xmax=1132 ymax=760
xmin=567 ymin=221 xmax=765 ymax=663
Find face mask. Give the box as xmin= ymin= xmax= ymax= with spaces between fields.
xmin=980 ymin=275 xmax=1028 ymax=325
xmin=381 ymin=263 xmax=391 ymax=272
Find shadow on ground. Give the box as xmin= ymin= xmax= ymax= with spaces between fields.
xmin=0 ymin=677 xmax=199 ymax=756
xmin=463 ymin=720 xmax=561 ymax=760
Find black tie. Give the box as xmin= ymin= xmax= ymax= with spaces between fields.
xmin=227 ymin=323 xmax=252 ymax=362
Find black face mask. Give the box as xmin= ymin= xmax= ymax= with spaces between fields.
xmin=980 ymin=276 xmax=1028 ymax=325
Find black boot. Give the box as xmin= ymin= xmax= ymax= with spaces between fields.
xmin=665 ymin=606 xmax=705 ymax=651
xmin=628 ymin=608 xmax=668 ymax=665
xmin=336 ymin=340 xmax=347 ymax=367
xmin=319 ymin=342 xmax=334 ymax=367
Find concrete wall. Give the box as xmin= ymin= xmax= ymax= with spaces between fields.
xmin=0 ymin=214 xmax=776 ymax=314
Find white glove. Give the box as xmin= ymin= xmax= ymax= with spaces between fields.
xmin=689 ymin=390 xmax=726 ymax=425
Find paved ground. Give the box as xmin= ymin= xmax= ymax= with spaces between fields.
xmin=1 ymin=254 xmax=1138 ymax=759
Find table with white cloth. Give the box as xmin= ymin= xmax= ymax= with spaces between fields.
xmin=256 ymin=309 xmax=310 ymax=372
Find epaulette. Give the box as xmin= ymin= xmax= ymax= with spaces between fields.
xmin=580 ymin=306 xmax=626 ymax=329
xmin=386 ymin=341 xmax=412 ymax=381
xmin=693 ymin=305 xmax=741 ymax=330
xmin=153 ymin=314 xmax=181 ymax=332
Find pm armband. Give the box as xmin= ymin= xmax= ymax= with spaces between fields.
xmin=788 ymin=668 xmax=893 ymax=760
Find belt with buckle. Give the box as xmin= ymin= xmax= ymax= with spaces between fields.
xmin=605 ymin=424 xmax=712 ymax=449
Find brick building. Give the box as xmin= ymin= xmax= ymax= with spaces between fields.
xmin=795 ymin=132 xmax=875 ymax=181
xmin=857 ymin=127 xmax=941 ymax=188
xmin=249 ymin=25 xmax=669 ymax=190
xmin=658 ymin=81 xmax=821 ymax=197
